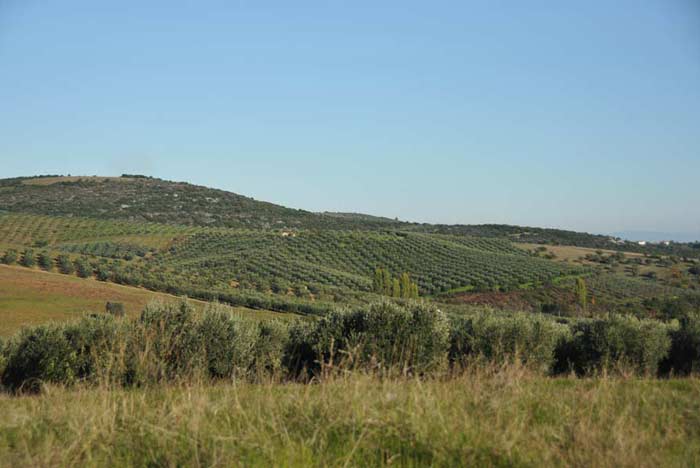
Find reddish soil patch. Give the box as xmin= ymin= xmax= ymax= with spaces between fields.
xmin=446 ymin=291 xmax=535 ymax=310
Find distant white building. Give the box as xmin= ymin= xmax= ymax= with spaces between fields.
xmin=638 ymin=241 xmax=647 ymax=246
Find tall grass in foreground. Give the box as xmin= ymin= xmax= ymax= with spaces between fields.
xmin=2 ymin=301 xmax=700 ymax=465
xmin=0 ymin=368 xmax=699 ymax=467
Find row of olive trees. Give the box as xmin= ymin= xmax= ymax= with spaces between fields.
xmin=3 ymin=301 xmax=700 ymax=393
xmin=2 ymin=248 xmax=96 ymax=278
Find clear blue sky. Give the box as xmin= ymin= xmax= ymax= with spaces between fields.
xmin=1 ymin=1 xmax=699 ymax=236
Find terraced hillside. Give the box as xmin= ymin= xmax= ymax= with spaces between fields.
xmin=0 ymin=213 xmax=197 ymax=249
xmin=3 ymin=175 xmax=697 ymax=320
xmin=158 ymin=229 xmax=580 ymax=294
xmin=0 ymin=212 xmax=585 ymax=310
xmin=2 ymin=175 xmax=698 ymax=257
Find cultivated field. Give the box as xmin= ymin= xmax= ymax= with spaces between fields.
xmin=0 ymin=213 xmax=584 ymax=299
xmin=0 ymin=265 xmax=289 ymax=336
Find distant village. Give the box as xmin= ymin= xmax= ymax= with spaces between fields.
xmin=608 ymin=237 xmax=672 ymax=247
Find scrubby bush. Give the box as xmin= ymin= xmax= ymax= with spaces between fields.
xmin=560 ymin=315 xmax=671 ymax=375
xmin=74 ymin=258 xmax=93 ymax=278
xmin=2 ymin=325 xmax=80 ymax=392
xmin=0 ymin=337 xmax=7 ymax=383
xmin=57 ymin=254 xmax=74 ymax=274
xmin=663 ymin=312 xmax=700 ymax=375
xmin=0 ymin=301 xmax=293 ymax=391
xmin=105 ymin=302 xmax=125 ymax=317
xmin=197 ymin=307 xmax=259 ymax=379
xmin=450 ymin=311 xmax=570 ymax=373
xmin=313 ymin=301 xmax=450 ymax=374
xmin=20 ymin=249 xmax=35 ymax=267
xmin=127 ymin=302 xmax=289 ymax=383
xmin=1 ymin=249 xmax=17 ymax=265
xmin=1 ymin=317 xmax=130 ymax=392
xmin=283 ymin=321 xmax=317 ymax=378
xmin=2 ymin=301 xmax=694 ymax=393
xmin=38 ymin=251 xmax=53 ymax=271
xmin=62 ymin=316 xmax=125 ymax=384
xmin=253 ymin=320 xmax=288 ymax=376
xmin=129 ymin=301 xmax=204 ymax=383
xmin=95 ymin=265 xmax=111 ymax=282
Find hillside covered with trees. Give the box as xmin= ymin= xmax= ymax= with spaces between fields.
xmin=2 ymin=175 xmax=698 ymax=257
xmin=1 ymin=175 xmax=698 ymax=319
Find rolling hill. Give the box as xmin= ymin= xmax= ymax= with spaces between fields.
xmin=0 ymin=175 xmax=399 ymax=230
xmin=1 ymin=175 xmax=697 ymax=319
xmin=3 ymin=175 xmax=698 ymax=256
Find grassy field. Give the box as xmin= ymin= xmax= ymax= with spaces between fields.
xmin=519 ymin=243 xmax=643 ymax=262
xmin=0 ymin=265 xmax=292 ymax=336
xmin=520 ymin=243 xmax=699 ymax=288
xmin=0 ymin=370 xmax=698 ymax=466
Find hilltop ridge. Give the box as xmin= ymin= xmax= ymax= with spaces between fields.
xmin=0 ymin=175 xmax=398 ymax=230
xmin=1 ymin=175 xmax=698 ymax=257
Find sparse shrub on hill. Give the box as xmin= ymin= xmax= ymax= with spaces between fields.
xmin=1 ymin=249 xmax=17 ymax=265
xmin=95 ymin=265 xmax=111 ymax=282
xmin=74 ymin=257 xmax=93 ymax=278
xmin=20 ymin=248 xmax=35 ymax=267
xmin=38 ymin=251 xmax=53 ymax=271
xmin=105 ymin=302 xmax=125 ymax=317
xmin=57 ymin=254 xmax=74 ymax=274
xmin=449 ymin=311 xmax=570 ymax=373
xmin=643 ymin=295 xmax=700 ymax=321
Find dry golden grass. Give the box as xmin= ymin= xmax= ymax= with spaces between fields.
xmin=0 ymin=265 xmax=292 ymax=336
xmin=0 ymin=368 xmax=698 ymax=467
xmin=518 ymin=243 xmax=644 ymax=262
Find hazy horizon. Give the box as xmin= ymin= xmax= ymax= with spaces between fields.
xmin=2 ymin=1 xmax=699 ymax=235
